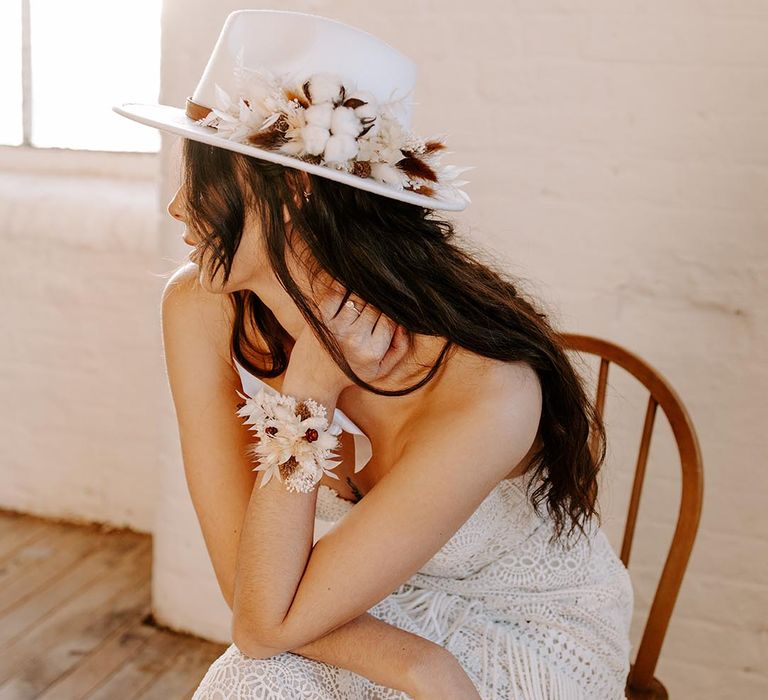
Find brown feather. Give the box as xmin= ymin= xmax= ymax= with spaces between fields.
xmin=395 ymin=154 xmax=438 ymax=182
xmin=423 ymin=139 xmax=446 ymax=154
xmin=404 ymin=182 xmax=436 ymax=196
xmin=246 ymin=129 xmax=288 ymax=150
xmin=245 ymin=114 xmax=290 ymax=150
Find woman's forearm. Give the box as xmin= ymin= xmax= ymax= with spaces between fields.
xmin=283 ymin=611 xmax=444 ymax=696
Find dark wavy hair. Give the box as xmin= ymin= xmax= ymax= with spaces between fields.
xmin=178 ymin=137 xmax=607 ymax=546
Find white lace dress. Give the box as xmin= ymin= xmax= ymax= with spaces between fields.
xmin=190 ymin=360 xmax=634 ymax=699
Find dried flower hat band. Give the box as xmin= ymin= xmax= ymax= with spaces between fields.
xmin=184 ymin=49 xmax=473 ymax=204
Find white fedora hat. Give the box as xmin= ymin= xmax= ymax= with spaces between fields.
xmin=112 ymin=9 xmax=473 ymax=211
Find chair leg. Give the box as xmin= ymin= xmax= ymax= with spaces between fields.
xmin=625 ymin=675 xmax=669 ymax=700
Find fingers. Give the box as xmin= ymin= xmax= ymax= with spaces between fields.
xmin=378 ymin=323 xmax=411 ymax=375
xmin=344 ymin=297 xmax=371 ymax=324
xmin=325 ymin=287 xmax=369 ymax=324
xmin=338 ymin=295 xmax=400 ymax=365
xmin=368 ymin=308 xmax=396 ymax=344
xmin=338 ymin=292 xmax=375 ymax=328
xmin=319 ymin=285 xmax=408 ymax=377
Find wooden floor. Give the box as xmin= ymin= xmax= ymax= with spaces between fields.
xmin=0 ymin=508 xmax=228 ymax=699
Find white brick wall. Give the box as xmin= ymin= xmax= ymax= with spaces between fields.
xmin=0 ymin=163 xmax=165 ymax=531
xmin=153 ymin=2 xmax=768 ymax=695
xmin=2 ymin=1 xmax=765 ymax=696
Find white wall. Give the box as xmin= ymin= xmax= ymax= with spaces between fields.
xmin=1 ymin=1 xmax=765 ymax=697
xmin=0 ymin=150 xmax=165 ymax=531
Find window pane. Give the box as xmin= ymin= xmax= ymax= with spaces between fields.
xmin=30 ymin=0 xmax=161 ymax=152
xmin=0 ymin=0 xmax=23 ymax=146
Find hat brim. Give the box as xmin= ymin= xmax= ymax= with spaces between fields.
xmin=112 ymin=102 xmax=468 ymax=211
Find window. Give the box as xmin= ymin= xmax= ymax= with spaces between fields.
xmin=0 ymin=0 xmax=23 ymax=145
xmin=0 ymin=0 xmax=162 ymax=152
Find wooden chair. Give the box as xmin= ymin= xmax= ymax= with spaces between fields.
xmin=558 ymin=333 xmax=704 ymax=700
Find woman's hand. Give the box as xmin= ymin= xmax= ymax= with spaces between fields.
xmin=406 ymin=647 xmax=482 ymax=700
xmin=286 ymin=281 xmax=412 ymax=394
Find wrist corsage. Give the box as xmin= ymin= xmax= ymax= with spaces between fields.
xmin=235 ymin=387 xmax=342 ymax=493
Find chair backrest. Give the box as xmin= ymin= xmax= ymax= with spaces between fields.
xmin=558 ymin=332 xmax=704 ymax=693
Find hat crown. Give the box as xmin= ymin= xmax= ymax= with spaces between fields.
xmin=112 ymin=9 xmax=472 ymax=210
xmin=191 ymin=10 xmax=417 ymax=128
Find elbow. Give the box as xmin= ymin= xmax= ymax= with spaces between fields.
xmin=231 ymin=615 xmax=286 ymax=660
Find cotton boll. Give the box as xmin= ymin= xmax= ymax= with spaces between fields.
xmin=355 ymin=137 xmax=378 ymax=162
xmin=370 ymin=162 xmax=404 ymax=187
xmin=302 ymin=125 xmax=330 ymax=156
xmin=348 ymin=90 xmax=379 ymax=120
xmin=324 ymin=134 xmax=359 ymax=163
xmin=307 ymin=72 xmax=344 ymax=104
xmin=304 ymin=102 xmax=334 ymax=130
xmin=279 ymin=138 xmax=306 ymax=157
xmin=330 ymin=106 xmax=363 ymax=137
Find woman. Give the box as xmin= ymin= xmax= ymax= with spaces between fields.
xmin=116 ymin=10 xmax=633 ymax=699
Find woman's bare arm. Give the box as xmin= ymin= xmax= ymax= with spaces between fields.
xmin=160 ymin=263 xmax=447 ymax=695
xmin=283 ymin=612 xmax=449 ymax=696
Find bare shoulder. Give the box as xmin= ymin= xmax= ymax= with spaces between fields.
xmin=432 ymin=345 xmax=542 ymax=415
xmin=414 ymin=346 xmax=543 ymax=480
xmin=161 ymin=263 xmax=231 ymax=342
xmin=159 ymin=263 xmax=240 ymax=395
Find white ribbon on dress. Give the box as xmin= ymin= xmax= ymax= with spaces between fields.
xmin=327 ymin=407 xmax=372 ymax=473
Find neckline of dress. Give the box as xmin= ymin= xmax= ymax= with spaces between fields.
xmin=320 ymin=470 xmax=529 ymax=510
xmin=232 ymin=355 xmax=535 ymax=502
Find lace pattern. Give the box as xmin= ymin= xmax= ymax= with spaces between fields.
xmin=191 ymin=470 xmax=633 ymax=699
